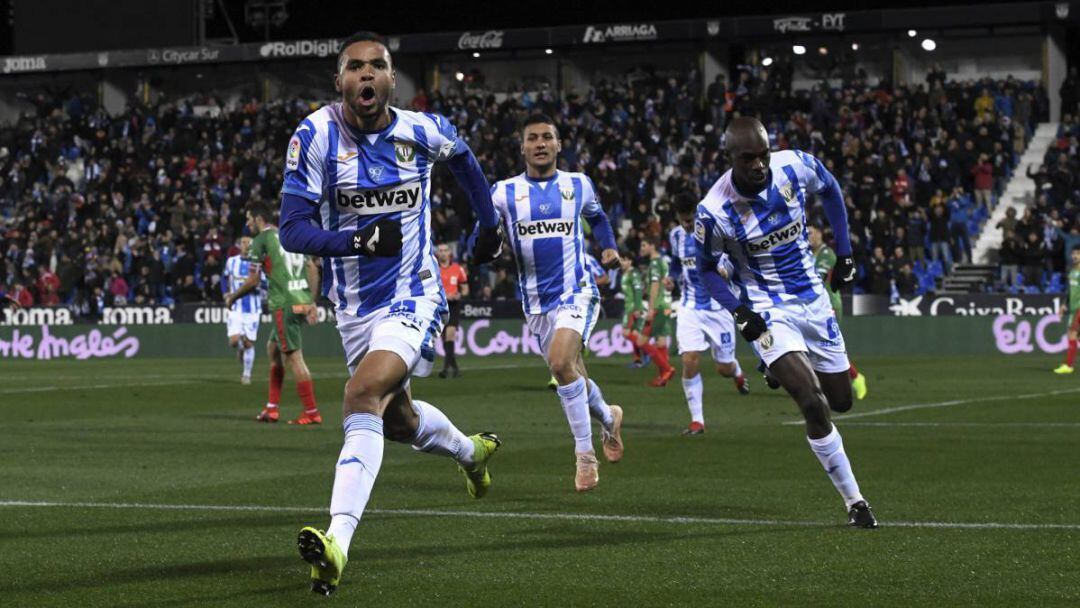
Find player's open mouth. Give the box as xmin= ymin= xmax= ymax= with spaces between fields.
xmin=358 ymin=85 xmax=377 ymax=106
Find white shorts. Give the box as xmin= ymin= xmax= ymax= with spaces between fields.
xmin=226 ymin=311 xmax=259 ymax=342
xmin=526 ymin=293 xmax=601 ymax=363
xmin=752 ymin=293 xmax=850 ymax=374
xmin=337 ymin=296 xmax=445 ymax=377
xmin=676 ymin=307 xmax=736 ymax=363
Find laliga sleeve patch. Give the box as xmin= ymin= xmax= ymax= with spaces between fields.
xmin=286 ymin=137 xmax=301 ymax=171
xmin=693 ymin=219 xmax=707 ymax=243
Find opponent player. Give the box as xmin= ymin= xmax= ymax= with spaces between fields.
xmin=226 ymin=203 xmax=322 ymax=425
xmin=274 ymin=31 xmax=504 ymax=595
xmin=491 ymin=113 xmax=624 ymax=492
xmin=808 ymin=225 xmax=868 ymax=399
xmin=639 ymin=235 xmax=677 ymax=387
xmin=619 ymin=254 xmax=649 ymax=368
xmin=668 ymin=193 xmax=749 ymax=435
xmin=436 ymin=243 xmax=467 ymax=379
xmin=223 ymin=236 xmax=259 ymax=384
xmin=694 ymin=117 xmax=877 ymax=528
xmin=1053 ymin=245 xmax=1080 ymax=374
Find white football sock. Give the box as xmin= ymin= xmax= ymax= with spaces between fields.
xmin=242 ymin=346 xmax=255 ymax=376
xmin=807 ymin=425 xmax=864 ymax=509
xmin=409 ymin=399 xmax=475 ymax=466
xmin=556 ymin=377 xmax=593 ymax=453
xmin=731 ymin=359 xmax=743 ymax=377
xmin=682 ymin=374 xmax=704 ymax=424
xmin=585 ymin=378 xmax=614 ymax=431
xmin=328 ymin=413 xmax=385 ymax=554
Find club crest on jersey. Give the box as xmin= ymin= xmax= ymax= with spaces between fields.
xmin=560 ymin=189 xmax=574 ymax=201
xmin=394 ymin=141 xmax=415 ymax=163
xmin=368 ymin=166 xmax=384 ymax=181
xmin=779 ymin=183 xmax=796 ymax=204
xmin=286 ymin=137 xmax=300 ymax=171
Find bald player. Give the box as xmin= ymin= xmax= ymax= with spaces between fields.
xmin=694 ymin=117 xmax=877 ymax=528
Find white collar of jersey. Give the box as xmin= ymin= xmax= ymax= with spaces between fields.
xmin=336 ymin=104 xmax=399 ymax=140
xmin=522 ymin=169 xmax=559 ymax=184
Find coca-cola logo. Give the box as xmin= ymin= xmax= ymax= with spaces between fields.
xmin=457 ymin=31 xmax=504 ymax=50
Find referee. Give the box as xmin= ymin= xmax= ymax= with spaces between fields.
xmin=437 ymin=243 xmax=468 ymax=378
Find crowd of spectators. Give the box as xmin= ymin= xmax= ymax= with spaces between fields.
xmin=0 ymin=58 xmax=1073 ymax=316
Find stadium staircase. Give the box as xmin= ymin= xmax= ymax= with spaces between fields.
xmin=934 ymin=263 xmax=999 ymax=295
xmin=971 ymin=122 xmax=1059 ymax=264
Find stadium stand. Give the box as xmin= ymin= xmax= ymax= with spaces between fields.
xmin=0 ymin=64 xmax=1069 ymax=313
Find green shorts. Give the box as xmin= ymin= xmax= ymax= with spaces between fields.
xmin=623 ymin=311 xmax=646 ymax=334
xmin=270 ymin=308 xmax=305 ymax=353
xmin=645 ymin=309 xmax=673 ymax=338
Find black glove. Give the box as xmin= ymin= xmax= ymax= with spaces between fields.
xmin=830 ymin=255 xmax=856 ymax=292
xmin=350 ymin=219 xmax=402 ymax=257
xmin=468 ymin=224 xmax=503 ymax=265
xmin=733 ymin=305 xmax=768 ymax=342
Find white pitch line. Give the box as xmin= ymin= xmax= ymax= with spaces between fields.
xmin=0 ymin=362 xmax=549 ymax=394
xmin=782 ymin=387 xmax=1080 ymax=425
xmin=0 ymin=499 xmax=1076 ymax=531
xmin=840 ymin=422 xmax=1080 ymax=428
xmin=0 ymin=380 xmax=201 ymax=395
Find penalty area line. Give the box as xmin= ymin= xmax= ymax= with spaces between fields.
xmin=781 ymin=387 xmax=1080 ymax=425
xmin=0 ymin=499 xmax=1077 ymax=531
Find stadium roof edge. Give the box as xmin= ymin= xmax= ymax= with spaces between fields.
xmin=0 ymin=1 xmax=1074 ymax=76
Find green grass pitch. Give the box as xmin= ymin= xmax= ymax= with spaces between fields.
xmin=1 ymin=353 xmax=1078 ymax=606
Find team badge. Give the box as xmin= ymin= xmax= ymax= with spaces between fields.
xmin=368 ymin=166 xmax=384 ymax=181
xmin=394 ymin=141 xmax=415 ymax=163
xmin=560 ymin=189 xmax=574 ymax=201
xmin=286 ymin=137 xmax=300 ymax=171
xmin=779 ymin=183 xmax=796 ymax=204
xmin=758 ymin=330 xmax=774 ymax=351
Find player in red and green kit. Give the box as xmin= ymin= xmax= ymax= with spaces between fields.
xmin=619 ymin=254 xmax=649 ymax=368
xmin=809 ymin=225 xmax=868 ymax=399
xmin=1053 ymin=246 xmax=1080 ymax=374
xmin=640 ymin=235 xmax=676 ymax=387
xmin=227 ymin=202 xmax=323 ymax=424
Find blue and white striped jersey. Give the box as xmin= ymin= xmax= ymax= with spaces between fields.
xmin=491 ymin=171 xmax=602 ymax=315
xmin=281 ymin=103 xmax=457 ymax=316
xmin=695 ymin=149 xmax=829 ymax=310
xmin=585 ymin=254 xmax=605 ymax=282
xmin=669 ymin=226 xmax=718 ymax=311
xmin=223 ymin=255 xmax=260 ymax=314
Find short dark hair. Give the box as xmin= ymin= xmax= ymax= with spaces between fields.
xmin=643 ymin=234 xmax=662 ymax=249
xmin=522 ymin=113 xmax=559 ymax=137
xmin=247 ymin=202 xmax=274 ymax=224
xmin=673 ymin=192 xmax=697 ymax=215
xmin=337 ymin=30 xmax=389 ymax=72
